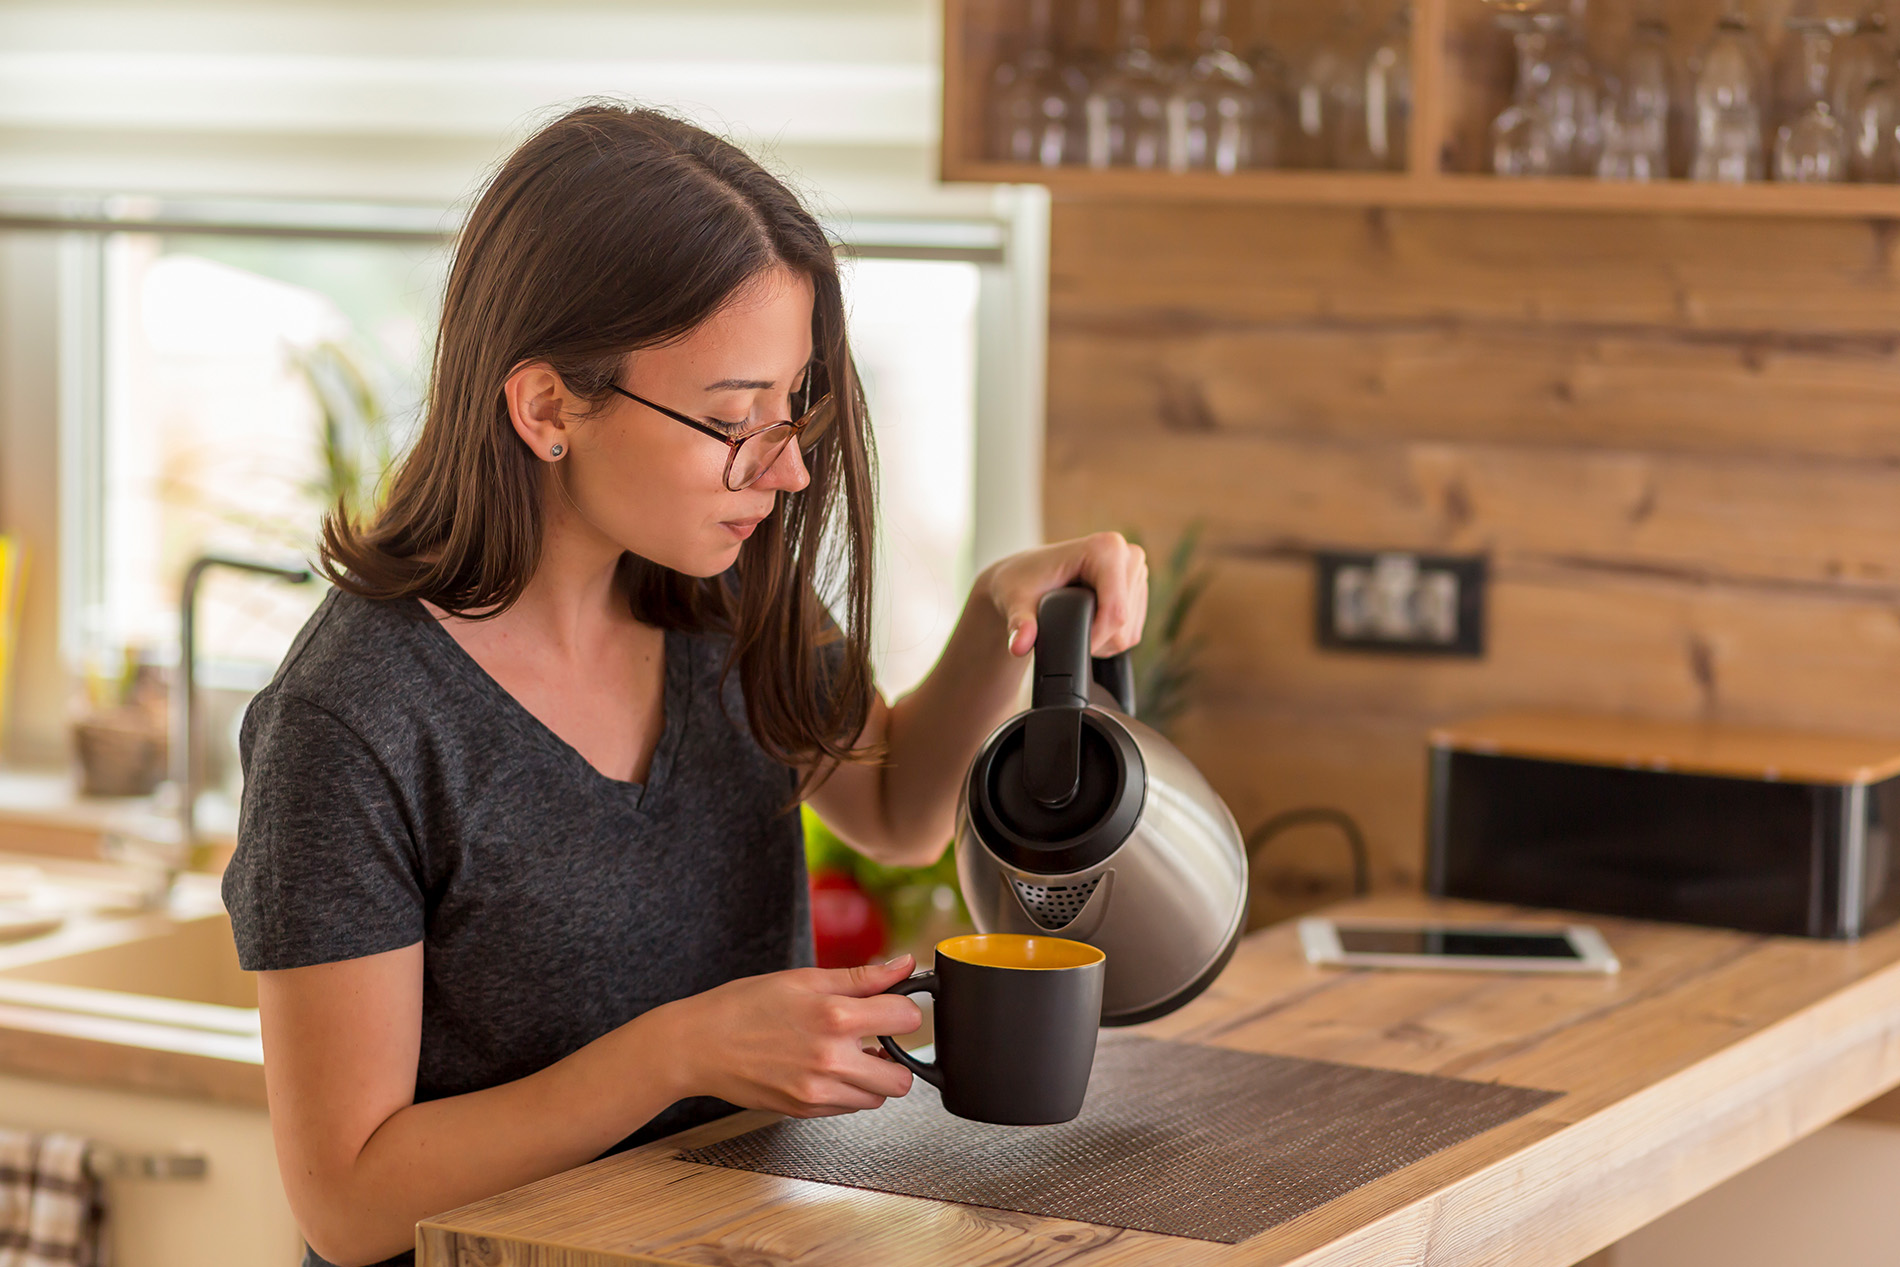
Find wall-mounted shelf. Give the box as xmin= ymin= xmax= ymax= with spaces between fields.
xmin=944 ymin=0 xmax=1900 ymax=219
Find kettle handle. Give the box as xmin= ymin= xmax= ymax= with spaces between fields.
xmin=1033 ymin=587 xmax=1137 ymax=716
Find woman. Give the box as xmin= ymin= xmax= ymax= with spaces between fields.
xmin=223 ymin=103 xmax=1146 ymax=1267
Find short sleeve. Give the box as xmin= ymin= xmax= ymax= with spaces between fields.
xmin=222 ymin=690 xmax=425 ymax=971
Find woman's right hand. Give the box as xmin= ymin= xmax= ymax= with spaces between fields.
xmin=648 ymin=955 xmax=925 ymax=1117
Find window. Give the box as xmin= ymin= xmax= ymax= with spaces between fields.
xmin=34 ymin=203 xmax=1033 ymax=791
xmin=842 ymin=256 xmax=981 ymax=697
xmin=92 ymin=232 xmax=446 ymax=683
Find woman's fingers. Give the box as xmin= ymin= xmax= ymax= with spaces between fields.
xmin=806 ymin=954 xmax=913 ymax=998
xmin=1082 ymin=535 xmax=1147 ymax=656
xmin=991 ymin=531 xmax=1151 ymax=659
xmin=769 ymin=1048 xmax=912 ymax=1116
xmin=1006 ymin=616 xmax=1038 ymax=659
xmin=833 ymin=993 xmax=926 ymax=1040
xmin=1115 ymin=541 xmax=1150 ymax=654
xmin=837 ymin=1047 xmax=916 ymax=1100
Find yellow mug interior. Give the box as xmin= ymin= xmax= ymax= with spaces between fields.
xmin=936 ymin=933 xmax=1105 ymax=970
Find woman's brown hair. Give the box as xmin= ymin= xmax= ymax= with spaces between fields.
xmin=321 ymin=102 xmax=878 ymax=789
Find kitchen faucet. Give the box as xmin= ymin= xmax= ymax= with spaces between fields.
xmin=171 ymin=553 xmax=313 ymax=876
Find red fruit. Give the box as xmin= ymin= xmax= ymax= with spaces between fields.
xmin=809 ymin=869 xmax=887 ymax=968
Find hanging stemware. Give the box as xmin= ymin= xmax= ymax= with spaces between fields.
xmin=1059 ymin=0 xmax=1112 ymax=114
xmin=1773 ymin=14 xmax=1849 ymax=181
xmin=1850 ymin=72 xmax=1900 ymax=179
xmin=1341 ymin=4 xmax=1412 ymax=171
xmin=1288 ymin=1 xmax=1365 ymax=169
xmin=1830 ymin=0 xmax=1895 ymax=128
xmin=1543 ymin=5 xmax=1606 ymax=175
xmin=1167 ymin=0 xmax=1269 ymax=172
xmin=1598 ymin=2 xmax=1676 ymax=180
xmin=1156 ymin=0 xmax=1198 ymax=84
xmin=1086 ymin=0 xmax=1174 ymax=168
xmin=1243 ymin=0 xmax=1292 ymax=161
xmin=990 ymin=0 xmax=1081 ymax=166
xmin=1491 ymin=12 xmax=1558 ymax=177
xmin=1689 ymin=0 xmax=1768 ymax=182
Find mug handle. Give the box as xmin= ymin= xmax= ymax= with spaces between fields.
xmin=878 ymin=972 xmax=945 ymax=1089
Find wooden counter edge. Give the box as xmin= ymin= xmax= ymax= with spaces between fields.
xmin=417 ymin=1225 xmax=682 ymax=1267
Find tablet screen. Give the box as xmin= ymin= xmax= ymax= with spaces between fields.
xmin=1336 ymin=927 xmax=1582 ymax=959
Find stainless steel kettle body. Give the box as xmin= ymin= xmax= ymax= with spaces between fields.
xmin=955 ymin=588 xmax=1249 ymax=1025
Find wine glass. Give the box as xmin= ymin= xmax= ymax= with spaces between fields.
xmin=1167 ymin=0 xmax=1266 ymax=172
xmin=1289 ymin=1 xmax=1364 ymax=168
xmin=1772 ymin=4 xmax=1837 ymax=126
xmin=1059 ymin=0 xmax=1113 ymax=107
xmin=1851 ymin=74 xmax=1900 ymax=178
xmin=1341 ymin=4 xmax=1412 ymax=171
xmin=1156 ymin=0 xmax=1198 ymax=82
xmin=1775 ymin=16 xmax=1850 ymax=180
xmin=1597 ymin=4 xmax=1675 ymax=181
xmin=1543 ymin=9 xmax=1605 ymax=174
xmin=1830 ymin=1 xmax=1894 ymax=127
xmin=1243 ymin=0 xmax=1292 ymax=130
xmin=1689 ymin=0 xmax=1768 ymax=182
xmin=990 ymin=0 xmax=1081 ymax=166
xmin=1492 ymin=12 xmax=1558 ymax=176
xmin=1085 ymin=0 xmax=1174 ymax=168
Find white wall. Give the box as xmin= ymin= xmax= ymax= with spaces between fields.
xmin=0 ymin=1 xmax=990 ymax=221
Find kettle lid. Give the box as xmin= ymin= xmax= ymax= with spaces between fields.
xmin=966 ymin=588 xmax=1145 ymax=875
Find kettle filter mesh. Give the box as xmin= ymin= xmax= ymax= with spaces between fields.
xmin=1010 ymin=876 xmax=1103 ymax=930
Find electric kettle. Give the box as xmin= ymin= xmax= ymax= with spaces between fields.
xmin=955 ymin=587 xmax=1249 ymax=1025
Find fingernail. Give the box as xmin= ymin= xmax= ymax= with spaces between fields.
xmin=1006 ymin=625 xmax=1022 ymax=653
xmin=884 ymin=953 xmax=911 ymax=968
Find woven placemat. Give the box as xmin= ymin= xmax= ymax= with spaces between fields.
xmin=678 ymin=1032 xmax=1560 ymax=1244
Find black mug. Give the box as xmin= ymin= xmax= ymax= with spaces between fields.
xmin=878 ymin=933 xmax=1106 ymax=1125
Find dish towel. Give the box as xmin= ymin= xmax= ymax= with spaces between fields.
xmin=0 ymin=1130 xmax=104 ymax=1267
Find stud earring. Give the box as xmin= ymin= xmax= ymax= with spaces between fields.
xmin=549 ymin=444 xmax=564 ymax=458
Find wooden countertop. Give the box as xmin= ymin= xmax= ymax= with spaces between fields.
xmin=417 ymin=894 xmax=1900 ymax=1267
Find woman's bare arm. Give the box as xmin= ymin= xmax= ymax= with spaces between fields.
xmin=261 ymin=944 xmax=921 ymax=1266
xmin=807 ymin=532 xmax=1148 ymax=868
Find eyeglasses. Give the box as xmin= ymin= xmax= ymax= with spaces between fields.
xmin=607 ymin=365 xmax=837 ymax=492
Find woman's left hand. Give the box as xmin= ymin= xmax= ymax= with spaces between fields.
xmin=984 ymin=532 xmax=1150 ymax=660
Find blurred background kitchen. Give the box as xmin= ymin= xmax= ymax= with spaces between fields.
xmin=4 ymin=0 xmax=1900 ymax=1263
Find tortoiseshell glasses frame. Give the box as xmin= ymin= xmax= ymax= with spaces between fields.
xmin=607 ymin=363 xmax=836 ymax=492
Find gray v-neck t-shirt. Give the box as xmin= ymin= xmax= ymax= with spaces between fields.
xmin=222 ymin=588 xmax=814 ymax=1267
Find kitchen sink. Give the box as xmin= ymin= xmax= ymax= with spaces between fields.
xmin=0 ymin=854 xmax=291 ymax=1267
xmin=0 ymin=911 xmax=254 ymax=1010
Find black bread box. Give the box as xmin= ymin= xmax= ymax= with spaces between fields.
xmin=1427 ymin=711 xmax=1900 ymax=940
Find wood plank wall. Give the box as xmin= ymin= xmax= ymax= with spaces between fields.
xmin=1042 ymin=202 xmax=1900 ymax=925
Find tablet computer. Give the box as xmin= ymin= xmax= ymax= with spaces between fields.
xmin=1298 ymin=917 xmax=1620 ymax=975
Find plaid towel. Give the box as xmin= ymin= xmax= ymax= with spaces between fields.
xmin=0 ymin=1130 xmax=104 ymax=1267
